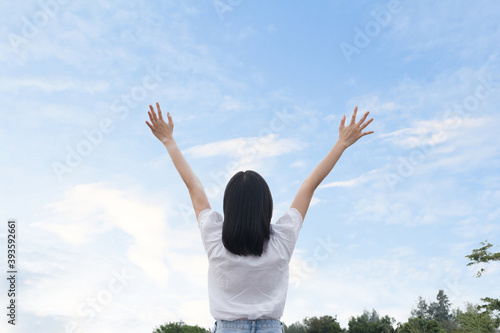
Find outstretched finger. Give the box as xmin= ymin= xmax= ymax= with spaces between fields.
xmin=145 ymin=120 xmax=153 ymax=130
xmin=339 ymin=114 xmax=346 ymax=129
xmin=357 ymin=111 xmax=370 ymax=126
xmin=149 ymin=105 xmax=156 ymax=122
xmin=361 ymin=130 xmax=375 ymax=137
xmin=149 ymin=104 xmax=158 ymax=122
xmin=350 ymin=106 xmax=358 ymax=125
xmin=156 ymin=102 xmax=163 ymax=121
xmin=360 ymin=117 xmax=374 ymax=130
xmin=148 ymin=110 xmax=154 ymax=124
xmin=167 ymin=111 xmax=173 ymax=126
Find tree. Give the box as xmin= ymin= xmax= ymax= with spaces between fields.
xmin=466 ymin=241 xmax=500 ymax=278
xmin=303 ymin=315 xmax=344 ymax=333
xmin=466 ymin=241 xmax=500 ymax=328
xmin=428 ymin=290 xmax=451 ymax=323
xmin=411 ymin=297 xmax=430 ymax=320
xmin=285 ymin=321 xmax=307 ymax=333
xmin=453 ymin=302 xmax=497 ymax=332
xmin=347 ymin=309 xmax=395 ymax=333
xmin=153 ymin=322 xmax=210 ymax=333
xmin=397 ymin=317 xmax=445 ymax=333
xmin=409 ymin=290 xmax=457 ymax=328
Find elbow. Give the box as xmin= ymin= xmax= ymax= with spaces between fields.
xmin=302 ymin=177 xmax=318 ymax=193
xmin=187 ymin=179 xmax=203 ymax=192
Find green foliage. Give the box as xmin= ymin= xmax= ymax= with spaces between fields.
xmin=409 ymin=290 xmax=457 ymax=330
xmin=465 ymin=241 xmax=500 ymax=278
xmin=347 ymin=309 xmax=395 ymax=333
xmin=411 ymin=297 xmax=430 ymax=320
xmin=430 ymin=290 xmax=452 ymax=323
xmin=455 ymin=303 xmax=497 ymax=332
xmin=397 ymin=317 xmax=445 ymax=333
xmin=465 ymin=241 xmax=500 ymax=329
xmin=478 ymin=297 xmax=500 ymax=327
xmin=284 ymin=321 xmax=307 ymax=333
xmin=479 ymin=297 xmax=500 ymax=313
xmin=153 ymin=321 xmax=211 ymax=333
xmin=303 ymin=315 xmax=344 ymax=333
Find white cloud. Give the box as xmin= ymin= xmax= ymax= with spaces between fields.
xmin=347 ymin=94 xmax=401 ymax=115
xmin=18 ymin=181 xmax=216 ymax=330
xmin=185 ymin=134 xmax=305 ymax=178
xmin=380 ymin=116 xmax=489 ymax=149
xmin=182 ymin=134 xmax=306 ymax=200
xmin=31 ymin=182 xmax=170 ymax=285
xmin=290 ymin=159 xmax=306 ymax=168
xmin=185 ymin=134 xmax=303 ymax=159
xmin=218 ymin=95 xmax=247 ymax=111
xmin=310 ymin=196 xmax=322 ymax=206
xmin=320 ymin=169 xmax=382 ymax=189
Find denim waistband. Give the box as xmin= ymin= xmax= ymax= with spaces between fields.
xmin=215 ymin=319 xmax=282 ymax=329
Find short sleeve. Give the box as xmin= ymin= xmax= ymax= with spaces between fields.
xmin=275 ymin=207 xmax=304 ymax=229
xmin=197 ymin=208 xmax=216 ymax=227
xmin=270 ymin=208 xmax=304 ymax=260
xmin=197 ymin=209 xmax=224 ymax=257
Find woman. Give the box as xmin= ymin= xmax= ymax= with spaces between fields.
xmin=146 ymin=103 xmax=374 ymax=332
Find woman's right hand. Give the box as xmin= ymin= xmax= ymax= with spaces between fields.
xmin=146 ymin=102 xmax=174 ymax=144
xmin=338 ymin=106 xmax=374 ymax=149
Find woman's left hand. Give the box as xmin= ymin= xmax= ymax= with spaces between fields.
xmin=146 ymin=102 xmax=174 ymax=144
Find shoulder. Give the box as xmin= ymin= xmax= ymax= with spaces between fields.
xmin=268 ymin=208 xmax=304 ymax=260
xmin=271 ymin=208 xmax=304 ymax=241
xmin=198 ymin=208 xmax=223 ymax=230
xmin=275 ymin=207 xmax=303 ymax=228
xmin=197 ymin=209 xmax=224 ymax=257
xmin=198 ymin=208 xmax=222 ymax=222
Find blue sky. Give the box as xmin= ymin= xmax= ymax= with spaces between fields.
xmin=1 ymin=0 xmax=499 ymax=332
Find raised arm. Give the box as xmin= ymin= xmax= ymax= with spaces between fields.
xmin=290 ymin=106 xmax=374 ymax=220
xmin=146 ymin=102 xmax=210 ymax=220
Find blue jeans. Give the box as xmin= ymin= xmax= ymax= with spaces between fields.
xmin=213 ymin=319 xmax=284 ymax=333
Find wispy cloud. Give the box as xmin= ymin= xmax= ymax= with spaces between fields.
xmin=319 ymin=169 xmax=382 ymax=189
xmin=347 ymin=94 xmax=401 ymax=115
xmin=380 ymin=116 xmax=490 ymax=149
xmin=185 ymin=133 xmax=305 ymax=159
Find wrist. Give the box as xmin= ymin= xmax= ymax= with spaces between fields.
xmin=162 ymin=136 xmax=175 ymax=147
xmin=335 ymin=140 xmax=349 ymax=151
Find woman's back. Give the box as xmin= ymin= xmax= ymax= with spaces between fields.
xmin=198 ymin=207 xmax=303 ymax=320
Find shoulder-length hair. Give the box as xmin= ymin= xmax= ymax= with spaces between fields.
xmin=222 ymin=170 xmax=273 ymax=256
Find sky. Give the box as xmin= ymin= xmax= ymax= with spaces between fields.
xmin=0 ymin=0 xmax=499 ymax=332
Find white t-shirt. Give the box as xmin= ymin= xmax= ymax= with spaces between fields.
xmin=197 ymin=207 xmax=303 ymax=320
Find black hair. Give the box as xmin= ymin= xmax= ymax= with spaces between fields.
xmin=222 ymin=170 xmax=273 ymax=256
